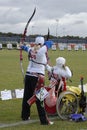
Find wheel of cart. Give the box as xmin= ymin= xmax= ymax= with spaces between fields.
xmin=56 ymin=90 xmax=79 ymax=120
xmin=56 ymin=77 xmax=86 ymax=120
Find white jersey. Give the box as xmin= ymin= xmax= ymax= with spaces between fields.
xmin=46 ymin=64 xmax=72 ymax=79
xmin=27 ymin=45 xmax=48 ymax=75
xmin=53 ymin=66 xmax=72 ymax=79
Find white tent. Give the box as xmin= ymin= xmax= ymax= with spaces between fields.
xmin=74 ymin=45 xmax=79 ymax=51
xmin=67 ymin=45 xmax=72 ymax=51
xmin=59 ymin=45 xmax=64 ymax=50
xmin=81 ymin=45 xmax=86 ymax=51
xmin=0 ymin=43 xmax=2 ymax=49
xmin=52 ymin=44 xmax=56 ymax=51
xmin=7 ymin=43 xmax=12 ymax=49
xmin=17 ymin=44 xmax=21 ymax=50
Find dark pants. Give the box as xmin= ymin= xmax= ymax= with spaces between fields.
xmin=21 ymin=75 xmax=49 ymax=124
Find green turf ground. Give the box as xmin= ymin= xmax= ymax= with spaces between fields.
xmin=0 ymin=48 xmax=87 ymax=130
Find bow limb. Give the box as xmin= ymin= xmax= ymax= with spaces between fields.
xmin=21 ymin=7 xmax=36 ymax=44
xmin=20 ymin=7 xmax=36 ymax=79
xmin=46 ymin=28 xmax=50 ymax=41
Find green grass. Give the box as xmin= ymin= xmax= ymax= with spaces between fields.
xmin=0 ymin=48 xmax=87 ymax=130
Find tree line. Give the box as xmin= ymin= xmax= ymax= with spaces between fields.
xmin=0 ymin=32 xmax=87 ymax=39
xmin=0 ymin=32 xmax=87 ymax=44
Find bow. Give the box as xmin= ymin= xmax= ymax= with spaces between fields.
xmin=46 ymin=28 xmax=50 ymax=41
xmin=20 ymin=7 xmax=36 ymax=79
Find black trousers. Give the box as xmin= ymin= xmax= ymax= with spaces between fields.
xmin=21 ymin=75 xmax=49 ymax=124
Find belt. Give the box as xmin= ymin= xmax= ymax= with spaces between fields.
xmin=26 ymin=72 xmax=44 ymax=77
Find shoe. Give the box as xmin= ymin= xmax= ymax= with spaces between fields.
xmin=41 ymin=121 xmax=54 ymax=125
xmin=49 ymin=121 xmax=54 ymax=125
xmin=28 ymin=117 xmax=30 ymax=120
xmin=22 ymin=117 xmax=30 ymax=121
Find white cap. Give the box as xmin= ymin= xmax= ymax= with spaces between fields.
xmin=35 ymin=36 xmax=44 ymax=45
xmin=56 ymin=57 xmax=66 ymax=67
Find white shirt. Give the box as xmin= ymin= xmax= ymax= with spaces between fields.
xmin=46 ymin=64 xmax=72 ymax=79
xmin=27 ymin=45 xmax=48 ymax=75
xmin=53 ymin=66 xmax=72 ymax=79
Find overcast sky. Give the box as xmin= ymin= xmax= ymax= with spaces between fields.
xmin=0 ymin=0 xmax=87 ymax=37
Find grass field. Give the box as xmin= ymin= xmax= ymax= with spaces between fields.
xmin=0 ymin=48 xmax=87 ymax=130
